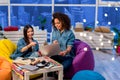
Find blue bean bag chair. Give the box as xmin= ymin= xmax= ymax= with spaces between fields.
xmin=72 ymin=70 xmax=105 ymax=80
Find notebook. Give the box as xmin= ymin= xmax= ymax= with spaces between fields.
xmin=20 ymin=64 xmax=39 ymax=71
xmin=40 ymin=43 xmax=61 ymax=56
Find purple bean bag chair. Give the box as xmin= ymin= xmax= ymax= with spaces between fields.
xmin=64 ymin=39 xmax=95 ymax=79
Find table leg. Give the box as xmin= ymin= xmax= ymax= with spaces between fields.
xmin=12 ymin=71 xmax=18 ymax=80
xmin=24 ymin=73 xmax=29 ymax=80
xmin=12 ymin=71 xmax=23 ymax=80
xmin=58 ymin=69 xmax=63 ymax=80
xmin=43 ymin=73 xmax=47 ymax=80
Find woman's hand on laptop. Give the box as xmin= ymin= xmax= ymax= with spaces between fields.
xmin=59 ymin=47 xmax=71 ymax=56
xmin=59 ymin=51 xmax=67 ymax=56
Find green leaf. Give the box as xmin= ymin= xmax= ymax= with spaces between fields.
xmin=41 ymin=18 xmax=46 ymax=24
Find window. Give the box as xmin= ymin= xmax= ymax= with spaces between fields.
xmin=0 ymin=0 xmax=120 ymax=32
xmin=97 ymin=7 xmax=120 ymax=29
xmin=55 ymin=0 xmax=96 ymax=4
xmin=10 ymin=0 xmax=51 ymax=4
xmin=54 ymin=6 xmax=95 ymax=27
xmin=0 ymin=6 xmax=8 ymax=27
xmin=11 ymin=6 xmax=52 ymax=32
xmin=102 ymin=0 xmax=120 ymax=1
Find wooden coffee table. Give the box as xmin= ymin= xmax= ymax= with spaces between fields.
xmin=12 ymin=57 xmax=63 ymax=80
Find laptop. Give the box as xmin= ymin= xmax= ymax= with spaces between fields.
xmin=40 ymin=43 xmax=61 ymax=57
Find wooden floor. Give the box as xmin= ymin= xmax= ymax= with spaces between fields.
xmin=35 ymin=49 xmax=120 ymax=80
xmin=93 ymin=50 xmax=120 ymax=80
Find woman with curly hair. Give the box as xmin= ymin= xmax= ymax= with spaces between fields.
xmin=51 ymin=12 xmax=75 ymax=74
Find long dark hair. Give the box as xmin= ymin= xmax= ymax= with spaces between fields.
xmin=52 ymin=12 xmax=71 ymax=30
xmin=23 ymin=24 xmax=34 ymax=52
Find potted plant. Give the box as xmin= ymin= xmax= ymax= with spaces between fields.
xmin=84 ymin=26 xmax=93 ymax=31
xmin=38 ymin=16 xmax=47 ymax=30
xmin=112 ymin=28 xmax=120 ymax=54
xmin=0 ymin=32 xmax=7 ymax=39
xmin=0 ymin=24 xmax=2 ymax=31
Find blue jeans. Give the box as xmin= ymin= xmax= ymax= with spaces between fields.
xmin=50 ymin=55 xmax=73 ymax=73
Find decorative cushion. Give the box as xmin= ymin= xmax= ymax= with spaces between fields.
xmin=72 ymin=70 xmax=105 ymax=80
xmin=116 ymin=46 xmax=120 ymax=54
xmin=4 ymin=26 xmax=18 ymax=31
xmin=94 ymin=27 xmax=110 ymax=33
xmin=74 ymin=28 xmax=84 ymax=32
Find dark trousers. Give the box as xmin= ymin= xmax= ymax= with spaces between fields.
xmin=50 ymin=55 xmax=73 ymax=73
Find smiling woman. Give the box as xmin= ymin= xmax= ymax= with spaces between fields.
xmin=10 ymin=24 xmax=40 ymax=59
xmin=51 ymin=12 xmax=75 ymax=76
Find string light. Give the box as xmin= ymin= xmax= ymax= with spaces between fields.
xmin=100 ymin=34 xmax=104 ymax=38
xmin=108 ymin=21 xmax=111 ymax=25
xmin=99 ymin=38 xmax=102 ymax=42
xmin=80 ymin=33 xmax=83 ymax=36
xmin=108 ymin=4 xmax=112 ymax=7
xmin=84 ymin=47 xmax=88 ymax=51
xmin=100 ymin=42 xmax=104 ymax=46
xmin=104 ymin=13 xmax=108 ymax=17
xmin=78 ymin=29 xmax=113 ymax=51
xmin=83 ymin=19 xmax=86 ymax=23
xmin=111 ymin=57 xmax=115 ymax=61
xmin=96 ymin=47 xmax=99 ymax=50
xmin=115 ymin=7 xmax=118 ymax=11
xmin=83 ymin=33 xmax=87 ymax=37
xmin=96 ymin=21 xmax=99 ymax=24
xmin=108 ymin=40 xmax=111 ymax=43
xmin=112 ymin=32 xmax=116 ymax=36
xmin=114 ymin=45 xmax=117 ymax=49
xmin=89 ymin=36 xmax=92 ymax=40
